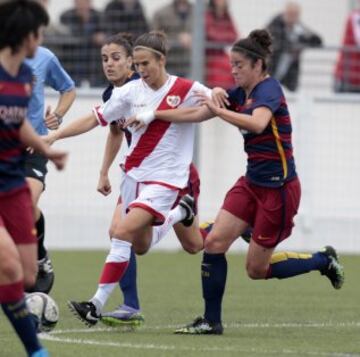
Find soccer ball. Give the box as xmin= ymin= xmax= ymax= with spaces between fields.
xmin=25 ymin=292 xmax=59 ymax=333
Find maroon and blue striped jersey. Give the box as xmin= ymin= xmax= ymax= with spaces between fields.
xmin=0 ymin=63 xmax=32 ymax=193
xmin=227 ymin=77 xmax=297 ymax=188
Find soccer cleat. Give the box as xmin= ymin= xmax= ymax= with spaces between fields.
xmin=30 ymin=348 xmax=49 ymax=357
xmin=179 ymin=194 xmax=195 ymax=227
xmin=26 ymin=255 xmax=55 ymax=294
xmin=68 ymin=301 xmax=100 ymax=327
xmin=174 ymin=316 xmax=223 ymax=335
xmin=101 ymin=304 xmax=144 ymax=327
xmin=319 ymin=246 xmax=345 ymax=289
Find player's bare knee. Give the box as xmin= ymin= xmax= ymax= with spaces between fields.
xmin=246 ymin=262 xmax=267 ymax=279
xmin=182 ymin=241 xmax=202 ymax=254
xmin=204 ymin=234 xmax=226 ymax=253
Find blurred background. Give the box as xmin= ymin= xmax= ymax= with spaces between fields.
xmin=39 ymin=0 xmax=360 ymax=253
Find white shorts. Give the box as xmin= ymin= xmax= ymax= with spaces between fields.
xmin=120 ymin=174 xmax=179 ymax=226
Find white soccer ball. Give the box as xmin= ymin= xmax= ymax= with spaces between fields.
xmin=25 ymin=292 xmax=59 ymax=332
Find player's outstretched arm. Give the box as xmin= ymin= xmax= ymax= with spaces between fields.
xmin=155 ymin=105 xmax=214 ymax=123
xmin=45 ymin=113 xmax=99 ymax=144
xmin=124 ymin=106 xmax=214 ymax=131
xmin=97 ymin=125 xmax=124 ymax=196
xmin=211 ymin=105 xmax=273 ymax=134
xmin=20 ymin=119 xmax=68 ymax=170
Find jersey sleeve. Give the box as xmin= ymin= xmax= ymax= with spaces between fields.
xmin=45 ymin=55 xmax=75 ymax=92
xmin=251 ymin=79 xmax=283 ymax=113
xmin=93 ymin=84 xmax=131 ymax=126
xmin=182 ymin=81 xmax=212 ymax=107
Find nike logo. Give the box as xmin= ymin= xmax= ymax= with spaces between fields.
xmin=32 ymin=169 xmax=43 ymax=177
xmin=86 ymin=312 xmax=99 ymax=321
xmin=257 ymin=235 xmax=271 ymax=240
xmin=201 ymin=263 xmax=211 ymax=268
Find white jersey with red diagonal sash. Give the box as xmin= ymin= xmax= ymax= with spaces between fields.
xmin=93 ymin=75 xmax=211 ymax=189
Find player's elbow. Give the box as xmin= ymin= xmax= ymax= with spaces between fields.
xmin=181 ymin=241 xmax=203 ymax=254
xmin=251 ymin=123 xmax=266 ymax=135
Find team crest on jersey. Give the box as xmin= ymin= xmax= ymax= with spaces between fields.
xmin=166 ymin=95 xmax=181 ymax=108
xmin=245 ymin=98 xmax=254 ymax=107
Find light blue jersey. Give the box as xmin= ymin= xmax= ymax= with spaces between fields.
xmin=25 ymin=46 xmax=75 ymax=135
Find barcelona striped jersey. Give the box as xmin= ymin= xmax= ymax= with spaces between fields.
xmin=0 ymin=63 xmax=32 ymax=193
xmin=227 ymin=77 xmax=297 ymax=188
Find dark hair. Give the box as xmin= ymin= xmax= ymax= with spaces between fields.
xmin=103 ymin=32 xmax=133 ymax=57
xmin=208 ymin=0 xmax=230 ymax=18
xmin=134 ymin=31 xmax=168 ymax=58
xmin=232 ymin=29 xmax=272 ymax=72
xmin=0 ymin=0 xmax=49 ymax=53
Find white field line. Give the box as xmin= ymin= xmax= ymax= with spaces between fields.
xmin=49 ymin=321 xmax=360 ymax=335
xmin=40 ymin=333 xmax=360 ymax=357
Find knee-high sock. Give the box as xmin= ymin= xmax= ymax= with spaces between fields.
xmin=119 ymin=248 xmax=139 ymax=310
xmin=266 ymin=251 xmax=329 ymax=279
xmin=150 ymin=205 xmax=186 ymax=247
xmin=202 ymin=252 xmax=227 ymax=324
xmin=0 ymin=281 xmax=42 ymax=355
xmin=91 ymin=239 xmax=131 ymax=313
xmin=36 ymin=212 xmax=47 ymax=260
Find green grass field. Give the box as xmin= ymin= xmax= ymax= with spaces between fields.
xmin=1 ymin=251 xmax=359 ymax=357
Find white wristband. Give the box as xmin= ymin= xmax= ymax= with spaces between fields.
xmin=136 ymin=110 xmax=155 ymax=125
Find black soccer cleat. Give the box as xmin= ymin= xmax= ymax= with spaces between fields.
xmin=174 ymin=316 xmax=223 ymax=335
xmin=179 ymin=194 xmax=195 ymax=227
xmin=319 ymin=246 xmax=345 ymax=290
xmin=68 ymin=301 xmax=100 ymax=327
xmin=26 ymin=255 xmax=55 ymax=294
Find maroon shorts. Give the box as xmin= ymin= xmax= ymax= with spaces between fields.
xmin=0 ymin=185 xmax=36 ymax=245
xmin=222 ymin=176 xmax=301 ymax=248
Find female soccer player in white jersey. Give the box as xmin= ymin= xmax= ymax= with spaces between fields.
xmin=98 ymin=33 xmax=204 ymax=327
xmin=46 ymin=31 xmax=212 ymax=326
